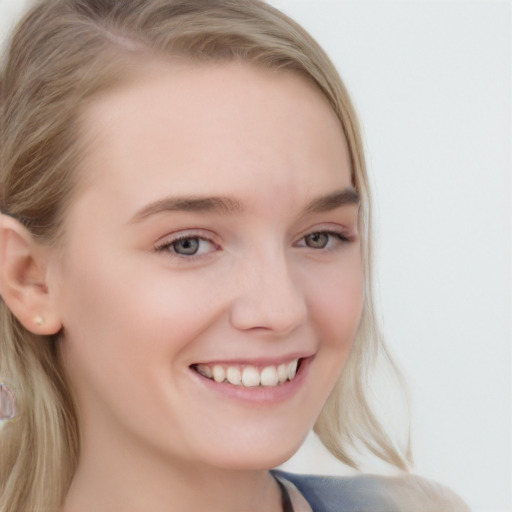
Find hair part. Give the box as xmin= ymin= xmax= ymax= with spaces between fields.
xmin=0 ymin=1 xmax=410 ymax=510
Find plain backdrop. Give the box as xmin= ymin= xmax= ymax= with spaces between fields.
xmin=1 ymin=1 xmax=511 ymax=512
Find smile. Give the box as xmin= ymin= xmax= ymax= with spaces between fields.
xmin=191 ymin=359 xmax=300 ymax=388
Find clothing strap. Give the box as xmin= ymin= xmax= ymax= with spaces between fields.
xmin=276 ymin=477 xmax=295 ymax=512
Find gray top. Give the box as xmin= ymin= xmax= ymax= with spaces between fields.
xmin=273 ymin=470 xmax=471 ymax=512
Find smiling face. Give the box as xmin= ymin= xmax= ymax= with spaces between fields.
xmin=50 ymin=61 xmax=364 ymax=472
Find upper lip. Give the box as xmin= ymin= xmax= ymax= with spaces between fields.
xmin=190 ymin=352 xmax=314 ymax=367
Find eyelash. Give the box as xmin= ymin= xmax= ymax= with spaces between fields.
xmin=298 ymin=230 xmax=352 ymax=250
xmin=155 ymin=233 xmax=219 ymax=261
xmin=155 ymin=229 xmax=353 ymax=260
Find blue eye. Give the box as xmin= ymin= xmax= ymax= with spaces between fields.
xmin=156 ymin=235 xmax=217 ymax=258
xmin=172 ymin=237 xmax=201 ymax=255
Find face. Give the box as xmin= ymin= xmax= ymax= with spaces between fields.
xmin=50 ymin=61 xmax=363 ymax=471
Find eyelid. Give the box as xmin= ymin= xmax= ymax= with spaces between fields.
xmin=295 ymin=224 xmax=356 ymax=244
xmin=295 ymin=231 xmax=349 ymax=249
xmin=154 ymin=229 xmax=221 ymax=258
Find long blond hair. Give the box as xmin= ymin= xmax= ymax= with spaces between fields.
xmin=0 ymin=1 xmax=410 ymax=510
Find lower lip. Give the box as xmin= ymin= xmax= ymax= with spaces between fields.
xmin=190 ymin=357 xmax=312 ymax=404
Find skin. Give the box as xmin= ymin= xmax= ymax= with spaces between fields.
xmin=23 ymin=62 xmax=363 ymax=511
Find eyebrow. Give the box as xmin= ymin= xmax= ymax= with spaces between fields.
xmin=131 ymin=195 xmax=244 ymax=222
xmin=303 ymin=188 xmax=360 ymax=214
xmin=130 ymin=187 xmax=359 ymax=223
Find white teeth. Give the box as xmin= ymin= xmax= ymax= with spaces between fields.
xmin=212 ymin=365 xmax=226 ymax=383
xmin=196 ymin=365 xmax=213 ymax=378
xmin=288 ymin=359 xmax=298 ymax=380
xmin=196 ymin=358 xmax=301 ymax=387
xmin=241 ymin=366 xmax=260 ymax=387
xmin=226 ymin=366 xmax=242 ymax=386
xmin=260 ymin=366 xmax=279 ymax=387
xmin=277 ymin=363 xmax=288 ymax=383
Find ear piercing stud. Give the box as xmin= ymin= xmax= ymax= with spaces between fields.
xmin=35 ymin=316 xmax=45 ymax=327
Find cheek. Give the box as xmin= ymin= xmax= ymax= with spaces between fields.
xmin=305 ymin=257 xmax=364 ymax=412
xmin=55 ymin=253 xmax=226 ymax=447
xmin=306 ymin=255 xmax=364 ymax=349
xmin=56 ymin=251 xmax=223 ymax=377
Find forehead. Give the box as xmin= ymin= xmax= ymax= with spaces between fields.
xmin=75 ymin=61 xmax=351 ymax=215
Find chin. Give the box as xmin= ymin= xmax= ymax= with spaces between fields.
xmin=197 ymin=434 xmax=307 ymax=471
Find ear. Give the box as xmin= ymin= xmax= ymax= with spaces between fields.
xmin=0 ymin=214 xmax=62 ymax=335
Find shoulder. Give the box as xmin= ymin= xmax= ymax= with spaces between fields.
xmin=272 ymin=470 xmax=471 ymax=512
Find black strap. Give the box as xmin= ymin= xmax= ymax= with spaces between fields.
xmin=276 ymin=477 xmax=295 ymax=512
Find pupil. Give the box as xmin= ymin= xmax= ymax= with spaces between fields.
xmin=306 ymin=232 xmax=328 ymax=248
xmin=173 ymin=238 xmax=199 ymax=255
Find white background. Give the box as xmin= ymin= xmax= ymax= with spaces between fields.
xmin=1 ymin=1 xmax=510 ymax=511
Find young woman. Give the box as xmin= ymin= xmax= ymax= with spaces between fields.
xmin=0 ymin=1 xmax=470 ymax=511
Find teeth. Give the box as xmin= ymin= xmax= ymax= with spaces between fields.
xmin=195 ymin=359 xmax=301 ymax=388
xmin=226 ymin=366 xmax=242 ymax=386
xmin=288 ymin=359 xmax=298 ymax=380
xmin=196 ymin=365 xmax=213 ymax=379
xmin=260 ymin=366 xmax=279 ymax=387
xmin=212 ymin=365 xmax=225 ymax=383
xmin=277 ymin=363 xmax=288 ymax=383
xmin=241 ymin=366 xmax=260 ymax=387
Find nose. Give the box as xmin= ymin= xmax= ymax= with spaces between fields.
xmin=229 ymin=251 xmax=308 ymax=336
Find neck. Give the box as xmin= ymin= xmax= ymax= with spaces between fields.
xmin=61 ymin=423 xmax=283 ymax=512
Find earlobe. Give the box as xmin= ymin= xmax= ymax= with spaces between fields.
xmin=0 ymin=214 xmax=62 ymax=335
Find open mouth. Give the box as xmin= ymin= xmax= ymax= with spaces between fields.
xmin=190 ymin=358 xmax=304 ymax=388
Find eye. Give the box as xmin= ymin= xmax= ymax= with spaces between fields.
xmin=172 ymin=237 xmax=202 ymax=255
xmin=299 ymin=230 xmax=350 ymax=250
xmin=156 ymin=234 xmax=218 ymax=258
xmin=304 ymin=232 xmax=330 ymax=249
